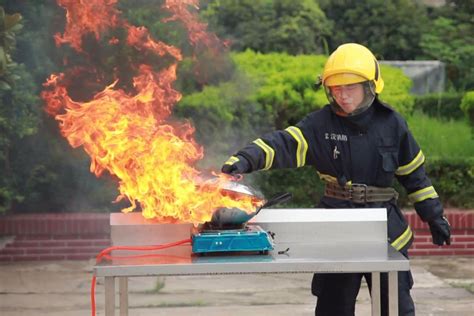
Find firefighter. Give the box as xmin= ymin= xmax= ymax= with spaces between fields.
xmin=221 ymin=43 xmax=451 ymax=315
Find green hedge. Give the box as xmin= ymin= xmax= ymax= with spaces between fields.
xmin=248 ymin=158 xmax=474 ymax=209
xmin=248 ymin=167 xmax=324 ymax=208
xmin=413 ymin=93 xmax=464 ymax=120
xmin=425 ymin=158 xmax=474 ymax=208
xmin=232 ymin=50 xmax=414 ymax=123
xmin=460 ymin=90 xmax=474 ymax=130
xmin=177 ymin=51 xmax=414 ymax=152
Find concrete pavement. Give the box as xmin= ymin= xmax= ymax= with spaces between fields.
xmin=0 ymin=257 xmax=473 ymax=315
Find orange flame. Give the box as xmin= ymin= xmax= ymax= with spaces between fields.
xmin=54 ymin=0 xmax=121 ymax=52
xmin=42 ymin=0 xmax=260 ymax=223
xmin=163 ymin=0 xmax=223 ymax=49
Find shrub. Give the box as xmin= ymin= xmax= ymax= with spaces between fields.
xmin=202 ymin=0 xmax=332 ymax=55
xmin=249 ymin=167 xmax=324 ymax=208
xmin=460 ymin=90 xmax=474 ymax=130
xmin=231 ymin=51 xmax=328 ymax=128
xmin=395 ymin=158 xmax=474 ymax=209
xmin=378 ymin=65 xmax=414 ymax=116
xmin=406 ymin=112 xmax=474 ymax=159
xmin=425 ymin=158 xmax=474 ymax=209
xmin=233 ymin=51 xmax=414 ymax=123
xmin=414 ymin=93 xmax=464 ymax=120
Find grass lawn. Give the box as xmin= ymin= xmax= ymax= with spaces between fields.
xmin=406 ymin=111 xmax=474 ymax=159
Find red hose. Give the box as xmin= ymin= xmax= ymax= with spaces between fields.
xmin=91 ymin=275 xmax=96 ymax=316
xmin=91 ymin=238 xmax=192 ymax=316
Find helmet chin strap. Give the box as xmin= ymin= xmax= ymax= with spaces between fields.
xmin=329 ymin=81 xmax=376 ymax=117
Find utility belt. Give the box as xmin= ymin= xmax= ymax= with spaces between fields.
xmin=324 ymin=182 xmax=399 ymax=203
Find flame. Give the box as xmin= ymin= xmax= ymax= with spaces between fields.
xmin=42 ymin=0 xmax=260 ymax=223
xmin=54 ymin=0 xmax=121 ymax=52
xmin=162 ymin=0 xmax=223 ymax=49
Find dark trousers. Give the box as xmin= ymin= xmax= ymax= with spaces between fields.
xmin=311 ymin=262 xmax=415 ymax=315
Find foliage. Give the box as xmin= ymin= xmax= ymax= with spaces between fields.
xmin=419 ymin=18 xmax=474 ymax=91
xmin=0 ymin=2 xmax=128 ymax=214
xmin=120 ymin=0 xmax=234 ymax=93
xmin=249 ymin=166 xmax=324 ymax=208
xmin=0 ymin=6 xmax=40 ymax=213
xmin=419 ymin=0 xmax=474 ymax=90
xmin=232 ymin=50 xmax=413 ymax=124
xmin=460 ymin=91 xmax=474 ymax=132
xmin=0 ymin=6 xmax=22 ymax=85
xmin=413 ymin=93 xmax=464 ymax=120
xmin=398 ymin=113 xmax=474 ymax=207
xmin=1 ymin=0 xmax=61 ymax=87
xmin=378 ymin=65 xmax=414 ymax=116
xmin=201 ymin=0 xmax=332 ymax=55
xmin=175 ymin=72 xmax=271 ymax=169
xmin=231 ymin=51 xmax=327 ymax=128
xmin=406 ymin=112 xmax=474 ymax=159
xmin=318 ymin=0 xmax=428 ymax=60
xmin=178 ymin=50 xmax=414 ymax=130
xmin=425 ymin=158 xmax=474 ymax=208
xmin=9 ymin=115 xmax=120 ymax=213
xmin=404 ymin=107 xmax=474 ymax=208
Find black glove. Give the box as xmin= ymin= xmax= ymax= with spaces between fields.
xmin=428 ymin=216 xmax=451 ymax=246
xmin=221 ymin=155 xmax=250 ymax=175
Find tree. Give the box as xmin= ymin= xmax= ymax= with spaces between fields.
xmin=419 ymin=0 xmax=474 ymax=90
xmin=0 ymin=2 xmax=118 ymax=214
xmin=1 ymin=0 xmax=61 ymax=87
xmin=319 ymin=0 xmax=428 ymax=60
xmin=202 ymin=0 xmax=332 ymax=55
xmin=0 ymin=6 xmax=40 ymax=213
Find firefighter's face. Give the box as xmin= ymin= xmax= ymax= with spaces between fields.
xmin=329 ymin=83 xmax=365 ymax=114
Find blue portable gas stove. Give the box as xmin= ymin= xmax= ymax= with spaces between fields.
xmin=191 ymin=222 xmax=274 ymax=255
xmin=190 ymin=189 xmax=290 ymax=255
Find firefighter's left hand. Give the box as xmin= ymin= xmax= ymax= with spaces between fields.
xmin=221 ymin=155 xmax=250 ymax=175
xmin=428 ymin=216 xmax=451 ymax=246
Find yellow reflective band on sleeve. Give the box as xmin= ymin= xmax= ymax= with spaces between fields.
xmin=253 ymin=138 xmax=275 ymax=170
xmin=391 ymin=226 xmax=413 ymax=251
xmin=284 ymin=126 xmax=309 ymax=167
xmin=396 ymin=150 xmax=425 ymax=176
xmin=224 ymin=156 xmax=239 ymax=165
xmin=408 ymin=186 xmax=439 ymax=203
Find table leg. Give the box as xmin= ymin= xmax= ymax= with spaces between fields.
xmin=371 ymin=272 xmax=381 ymax=316
xmin=105 ymin=276 xmax=115 ymax=316
xmin=119 ymin=277 xmax=129 ymax=316
xmin=388 ymin=271 xmax=399 ymax=316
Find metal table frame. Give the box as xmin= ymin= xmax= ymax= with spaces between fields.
xmin=94 ymin=243 xmax=409 ymax=316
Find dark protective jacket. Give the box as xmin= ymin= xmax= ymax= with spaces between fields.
xmin=235 ymin=99 xmax=443 ymax=251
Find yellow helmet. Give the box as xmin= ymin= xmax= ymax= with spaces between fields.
xmin=322 ymin=43 xmax=384 ymax=94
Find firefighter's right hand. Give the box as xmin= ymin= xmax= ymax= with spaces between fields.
xmin=221 ymin=155 xmax=250 ymax=175
xmin=428 ymin=216 xmax=451 ymax=246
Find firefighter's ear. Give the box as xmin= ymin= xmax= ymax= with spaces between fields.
xmin=313 ymin=75 xmax=322 ymax=91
